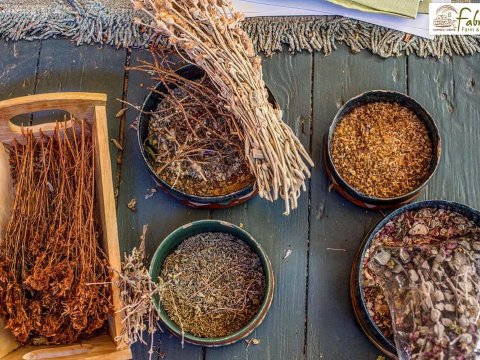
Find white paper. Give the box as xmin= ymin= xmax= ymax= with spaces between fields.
xmin=233 ymin=0 xmax=433 ymax=39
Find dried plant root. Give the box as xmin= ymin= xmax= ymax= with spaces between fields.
xmin=0 ymin=121 xmax=112 ymax=345
xmin=132 ymin=0 xmax=314 ymax=214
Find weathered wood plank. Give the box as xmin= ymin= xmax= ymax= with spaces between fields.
xmin=206 ymin=48 xmax=312 ymax=360
xmin=409 ymin=53 xmax=480 ymax=207
xmin=0 ymin=40 xmax=40 ymax=125
xmin=34 ymin=39 xmax=127 ymax=173
xmin=116 ymin=49 xmax=205 ymax=360
xmin=408 ymin=55 xmax=453 ymax=203
xmin=307 ymin=46 xmax=406 ymax=359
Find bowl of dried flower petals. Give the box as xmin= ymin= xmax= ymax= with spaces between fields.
xmin=326 ymin=90 xmax=441 ymax=210
xmin=149 ymin=220 xmax=274 ymax=346
xmin=351 ymin=200 xmax=480 ymax=358
xmin=139 ymin=64 xmax=276 ymax=209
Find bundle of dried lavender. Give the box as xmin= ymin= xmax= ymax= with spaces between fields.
xmin=116 ymin=225 xmax=163 ymax=359
xmin=0 ymin=122 xmax=112 ymax=345
xmin=132 ymin=0 xmax=313 ymax=215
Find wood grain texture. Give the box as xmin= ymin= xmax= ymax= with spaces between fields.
xmin=205 ymin=48 xmax=312 ymax=360
xmin=0 ymin=143 xmax=17 ymax=357
xmin=34 ymin=39 xmax=127 ymax=176
xmin=0 ymin=40 xmax=40 ymax=125
xmin=93 ymin=104 xmax=125 ymax=344
xmin=0 ymin=41 xmax=39 ymax=99
xmin=0 ymin=92 xmax=106 ymax=142
xmin=2 ymin=336 xmax=131 ymax=360
xmin=307 ymin=47 xmax=406 ymax=360
xmin=409 ymin=53 xmax=480 ymax=207
xmin=117 ymin=49 xmax=205 ymax=360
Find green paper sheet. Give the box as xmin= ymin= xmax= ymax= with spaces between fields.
xmin=328 ymin=0 xmax=421 ymax=18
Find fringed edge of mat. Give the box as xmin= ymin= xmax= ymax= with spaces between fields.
xmin=1 ymin=2 xmax=480 ymax=58
xmin=245 ymin=16 xmax=480 ymax=58
xmin=0 ymin=3 xmax=153 ymax=48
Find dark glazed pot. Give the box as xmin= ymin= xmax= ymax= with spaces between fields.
xmin=149 ymin=220 xmax=275 ymax=347
xmin=138 ymin=65 xmax=259 ymax=209
xmin=350 ymin=200 xmax=480 ymax=358
xmin=325 ymin=90 xmax=441 ymax=210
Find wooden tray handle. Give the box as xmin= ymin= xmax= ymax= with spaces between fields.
xmin=0 ymin=92 xmax=107 ymax=142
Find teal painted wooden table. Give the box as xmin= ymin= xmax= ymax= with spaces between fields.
xmin=0 ymin=38 xmax=479 ymax=360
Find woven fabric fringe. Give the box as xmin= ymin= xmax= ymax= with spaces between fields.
xmin=0 ymin=1 xmax=152 ymax=47
xmin=245 ymin=16 xmax=480 ymax=58
xmin=0 ymin=1 xmax=479 ymax=58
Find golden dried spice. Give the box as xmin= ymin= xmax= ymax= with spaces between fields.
xmin=331 ymin=102 xmax=433 ymax=198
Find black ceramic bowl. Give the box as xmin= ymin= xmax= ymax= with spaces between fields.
xmin=325 ymin=90 xmax=441 ymax=210
xmin=350 ymin=200 xmax=480 ymax=358
xmin=138 ymin=65 xmax=258 ymax=209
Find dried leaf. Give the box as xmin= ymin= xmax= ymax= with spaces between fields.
xmin=111 ymin=138 xmax=123 ymax=150
xmin=116 ymin=108 xmax=127 ymax=118
xmin=127 ymin=198 xmax=137 ymax=212
xmin=130 ymin=120 xmax=139 ymax=131
xmin=245 ymin=338 xmax=261 ymax=347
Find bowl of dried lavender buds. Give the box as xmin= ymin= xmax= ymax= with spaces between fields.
xmin=351 ymin=200 xmax=480 ymax=358
xmin=326 ymin=90 xmax=441 ymax=209
xmin=149 ymin=220 xmax=274 ymax=346
xmin=139 ymin=65 xmax=276 ymax=208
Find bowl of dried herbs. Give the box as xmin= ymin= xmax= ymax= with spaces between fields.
xmin=351 ymin=200 xmax=480 ymax=358
xmin=326 ymin=90 xmax=441 ymax=210
xmin=138 ymin=65 xmax=276 ymax=209
xmin=149 ymin=220 xmax=274 ymax=346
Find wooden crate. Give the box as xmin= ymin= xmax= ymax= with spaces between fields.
xmin=0 ymin=93 xmax=132 ymax=360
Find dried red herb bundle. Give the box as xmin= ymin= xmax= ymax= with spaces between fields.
xmin=332 ymin=102 xmax=433 ymax=198
xmin=0 ymin=121 xmax=112 ymax=345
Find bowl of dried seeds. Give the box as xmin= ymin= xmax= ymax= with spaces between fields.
xmin=149 ymin=220 xmax=274 ymax=346
xmin=351 ymin=200 xmax=480 ymax=358
xmin=139 ymin=65 xmax=276 ymax=209
xmin=326 ymin=90 xmax=441 ymax=209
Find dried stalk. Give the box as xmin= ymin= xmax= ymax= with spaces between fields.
xmin=132 ymin=0 xmax=314 ymax=215
xmin=0 ymin=121 xmax=112 ymax=345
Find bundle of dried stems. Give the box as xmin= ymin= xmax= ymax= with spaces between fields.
xmin=132 ymin=0 xmax=314 ymax=214
xmin=136 ymin=53 xmax=254 ymax=196
xmin=116 ymin=225 xmax=163 ymax=359
xmin=0 ymin=122 xmax=112 ymax=345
